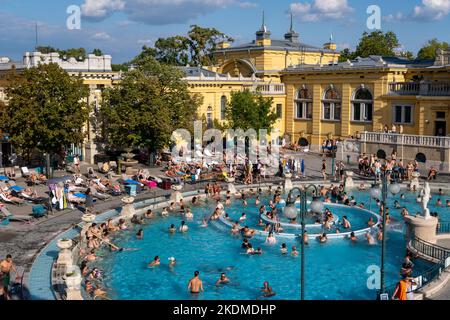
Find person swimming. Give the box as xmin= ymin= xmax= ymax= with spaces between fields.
xmin=280 ymin=243 xmax=288 ymax=254
xmin=185 ymin=209 xmax=194 ymax=220
xmin=366 ymin=232 xmax=375 ymax=245
xmin=291 ymin=246 xmax=299 ymax=257
xmin=179 ymin=221 xmax=189 ymax=232
xmin=148 ymin=256 xmax=160 ymax=267
xmin=216 ymin=273 xmax=230 ymax=286
xmin=318 ymin=233 xmax=328 ymax=243
xmin=261 ymin=281 xmax=276 ymax=298
xmin=161 ymin=207 xmax=169 ymax=217
xmin=136 ymin=229 xmax=144 ymax=240
xmin=265 ymin=232 xmax=277 ymax=245
xmin=239 ymin=213 xmax=247 ymax=222
xmin=349 ymin=232 xmax=357 ymax=242
xmin=169 ymin=224 xmax=176 ymax=234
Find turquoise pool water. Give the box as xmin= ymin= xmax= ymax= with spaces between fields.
xmin=92 ymin=188 xmax=447 ymax=300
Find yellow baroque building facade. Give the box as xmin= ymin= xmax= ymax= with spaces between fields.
xmin=185 ymin=21 xmax=450 ymax=151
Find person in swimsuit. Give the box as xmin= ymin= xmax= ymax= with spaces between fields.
xmin=148 ymin=256 xmax=160 ymax=267
xmin=261 ymin=281 xmax=276 ymax=297
xmin=0 ymin=255 xmax=18 ymax=300
xmin=216 ymin=273 xmax=230 ymax=286
xmin=188 ymin=271 xmax=204 ymax=294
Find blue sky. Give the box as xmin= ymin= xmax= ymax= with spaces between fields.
xmin=0 ymin=0 xmax=449 ymax=63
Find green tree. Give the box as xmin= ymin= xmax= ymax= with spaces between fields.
xmin=131 ymin=45 xmax=157 ymax=66
xmin=35 ymin=45 xmax=57 ymax=54
xmin=92 ymin=48 xmax=103 ymax=56
xmin=154 ymin=36 xmax=190 ymax=66
xmin=398 ymin=51 xmax=415 ymax=60
xmin=338 ymin=48 xmax=355 ymax=62
xmin=417 ymin=39 xmax=450 ymax=60
xmin=225 ymin=90 xmax=278 ymax=136
xmin=98 ymin=56 xmax=202 ymax=159
xmin=132 ymin=25 xmax=233 ymax=67
xmin=111 ymin=64 xmax=129 ymax=72
xmin=0 ymin=63 xmax=89 ymax=171
xmin=354 ymin=31 xmax=400 ymax=58
xmin=186 ymin=25 xmax=234 ymax=66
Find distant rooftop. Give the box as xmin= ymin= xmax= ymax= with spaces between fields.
xmin=285 ymin=55 xmax=436 ymax=72
xmin=216 ymin=39 xmax=337 ymax=54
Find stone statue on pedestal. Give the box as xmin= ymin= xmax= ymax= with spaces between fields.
xmin=421 ymin=182 xmax=431 ymax=219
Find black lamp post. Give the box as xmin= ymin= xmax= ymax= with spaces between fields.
xmin=284 ymin=185 xmax=324 ymax=300
xmin=370 ymin=168 xmax=401 ymax=298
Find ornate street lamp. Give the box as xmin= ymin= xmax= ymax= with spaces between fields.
xmin=370 ymin=175 xmax=401 ymax=298
xmin=284 ymin=186 xmax=324 ymax=300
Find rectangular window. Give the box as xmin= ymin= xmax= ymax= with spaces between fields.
xmin=323 ymin=102 xmax=341 ymax=120
xmin=276 ymin=104 xmax=282 ymax=119
xmin=436 ymin=111 xmax=446 ymax=119
xmin=334 ymin=103 xmax=341 ymax=120
xmin=352 ymin=103 xmax=373 ymax=122
xmin=393 ymin=105 xmax=413 ymax=124
xmin=295 ymin=102 xmax=312 ymax=120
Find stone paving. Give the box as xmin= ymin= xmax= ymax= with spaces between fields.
xmin=1 ymin=151 xmax=450 ymax=300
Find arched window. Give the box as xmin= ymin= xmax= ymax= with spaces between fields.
xmin=322 ymin=86 xmax=341 ymax=121
xmin=220 ymin=96 xmax=227 ymax=120
xmin=294 ymin=86 xmax=312 ymax=120
xmin=352 ymin=87 xmax=373 ymax=122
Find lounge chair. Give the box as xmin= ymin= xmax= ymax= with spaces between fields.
xmin=90 ymin=187 xmax=110 ymax=200
xmin=21 ymin=167 xmax=31 ymax=178
xmin=0 ymin=181 xmax=8 ymax=192
xmin=0 ymin=206 xmax=34 ymax=223
xmin=19 ymin=192 xmax=48 ymax=204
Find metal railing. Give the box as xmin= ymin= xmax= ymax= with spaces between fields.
xmin=384 ymin=237 xmax=450 ymax=299
xmin=243 ymin=83 xmax=286 ymax=95
xmin=411 ymin=237 xmax=450 ymax=261
xmin=389 ymin=82 xmax=450 ymax=96
xmin=437 ymin=221 xmax=450 ymax=235
xmin=360 ymin=132 xmax=450 ymax=149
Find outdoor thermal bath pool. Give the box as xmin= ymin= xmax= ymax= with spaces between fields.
xmin=91 ymin=189 xmax=444 ymax=300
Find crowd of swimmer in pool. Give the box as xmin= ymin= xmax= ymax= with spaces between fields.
xmin=79 ymin=182 xmax=448 ymax=299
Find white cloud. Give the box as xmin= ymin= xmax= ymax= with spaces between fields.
xmin=290 ymin=0 xmax=354 ymax=22
xmin=81 ymin=0 xmax=125 ymax=20
xmin=80 ymin=0 xmax=257 ymax=24
xmin=413 ymin=0 xmax=450 ymax=20
xmin=384 ymin=0 xmax=450 ymax=22
xmin=91 ymin=32 xmax=113 ymax=41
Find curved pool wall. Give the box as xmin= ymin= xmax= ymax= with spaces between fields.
xmin=222 ymin=203 xmax=381 ymax=240
xmin=27 ymin=181 xmax=446 ymax=300
xmin=27 ymin=189 xmax=211 ymax=300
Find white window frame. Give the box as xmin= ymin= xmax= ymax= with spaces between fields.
xmin=352 ymin=102 xmax=373 ymax=122
xmin=322 ymin=101 xmax=341 ymax=121
xmin=294 ymin=101 xmax=312 ymax=120
xmin=393 ymin=105 xmax=414 ymax=125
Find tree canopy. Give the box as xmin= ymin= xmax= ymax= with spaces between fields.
xmin=132 ymin=25 xmax=233 ymax=67
xmin=0 ymin=63 xmax=89 ymax=159
xmin=92 ymin=48 xmax=104 ymax=56
xmin=97 ymin=56 xmax=202 ymax=152
xmin=338 ymin=31 xmax=400 ymax=62
xmin=417 ymin=39 xmax=450 ymax=60
xmin=224 ymin=90 xmax=278 ymax=136
xmin=36 ymin=46 xmax=87 ymax=60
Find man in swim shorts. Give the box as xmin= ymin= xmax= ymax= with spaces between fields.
xmin=188 ymin=271 xmax=204 ymax=294
xmin=0 ymin=254 xmax=18 ymax=300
